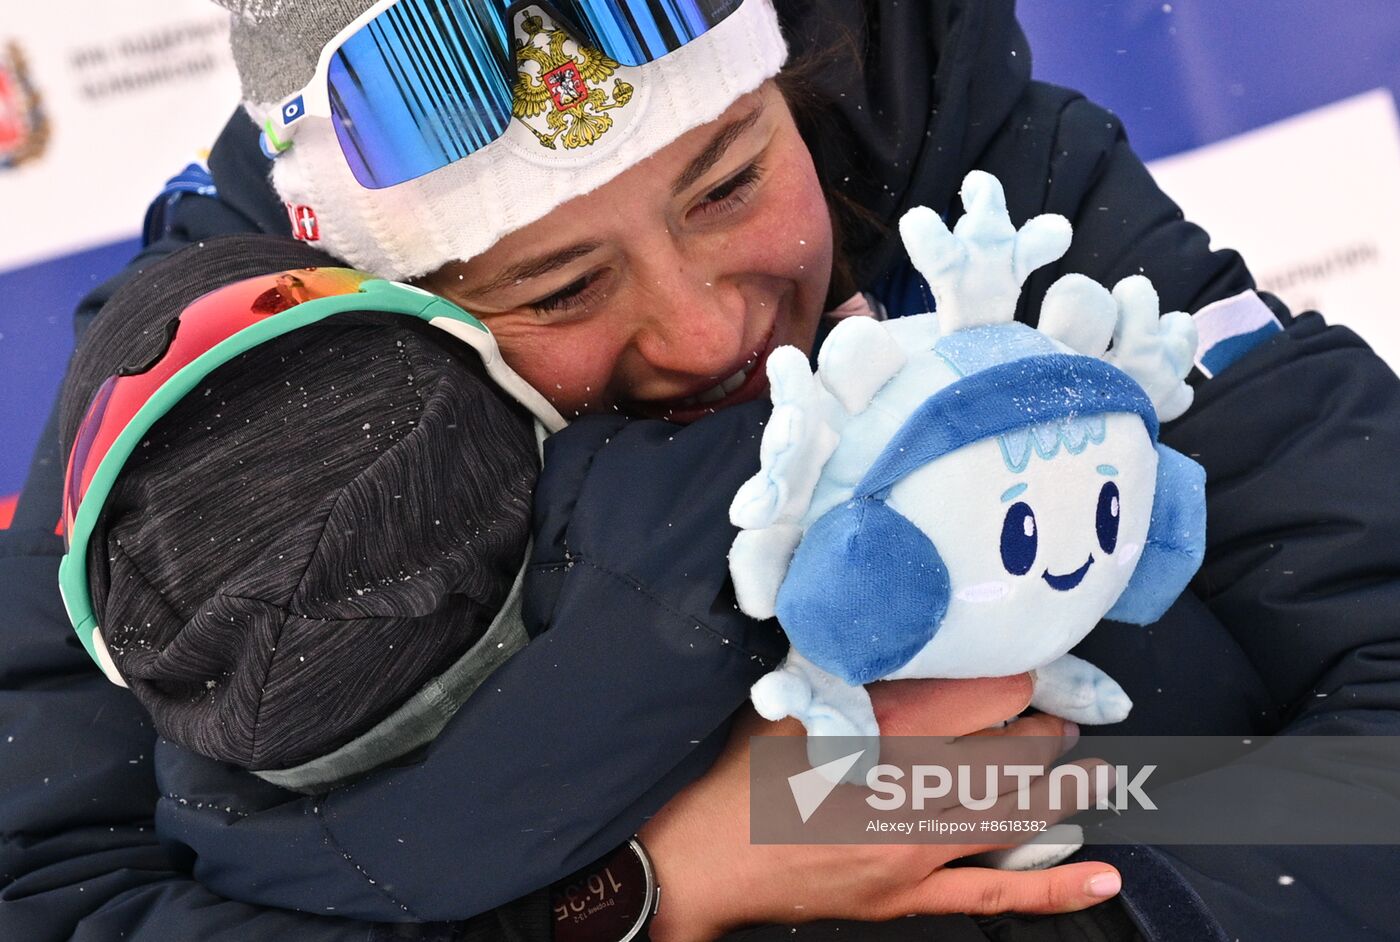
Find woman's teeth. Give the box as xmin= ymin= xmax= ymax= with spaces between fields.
xmin=680 ymin=363 xmax=754 ymax=406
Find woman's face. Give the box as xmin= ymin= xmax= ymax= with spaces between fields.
xmin=419 ymin=80 xmax=833 ymax=423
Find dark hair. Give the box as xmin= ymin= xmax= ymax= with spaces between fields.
xmin=774 ymin=35 xmax=890 ymax=310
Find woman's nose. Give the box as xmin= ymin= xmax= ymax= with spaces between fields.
xmin=630 ymin=264 xmax=748 ymax=377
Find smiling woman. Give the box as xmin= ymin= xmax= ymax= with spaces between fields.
xmin=421 ymin=83 xmax=833 ymax=422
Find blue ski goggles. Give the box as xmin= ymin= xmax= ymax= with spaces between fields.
xmin=264 ymin=0 xmax=744 ymax=189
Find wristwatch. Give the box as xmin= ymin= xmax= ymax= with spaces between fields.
xmin=550 ymin=839 xmax=660 ymax=942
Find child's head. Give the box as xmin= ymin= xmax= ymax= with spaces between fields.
xmin=59 ymin=235 xmax=538 ymax=789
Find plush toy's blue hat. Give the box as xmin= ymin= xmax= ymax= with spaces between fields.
xmin=859 ymin=347 xmax=1158 ymax=497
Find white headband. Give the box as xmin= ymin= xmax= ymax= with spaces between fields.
xmin=246 ymin=0 xmax=789 ymax=280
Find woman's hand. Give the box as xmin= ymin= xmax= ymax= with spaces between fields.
xmin=640 ymin=674 xmax=1122 ymax=942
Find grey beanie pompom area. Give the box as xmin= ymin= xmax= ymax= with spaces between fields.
xmin=213 ymin=0 xmax=373 ymax=103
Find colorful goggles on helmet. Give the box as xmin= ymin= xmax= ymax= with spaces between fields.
xmin=59 ymin=268 xmax=565 ymax=686
xmin=263 ymin=0 xmax=745 ymax=189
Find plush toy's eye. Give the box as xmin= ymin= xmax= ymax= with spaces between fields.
xmin=1000 ymin=502 xmax=1038 ymax=576
xmin=1096 ymin=482 xmax=1121 ymax=554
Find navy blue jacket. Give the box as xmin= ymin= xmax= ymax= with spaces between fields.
xmin=4 ymin=2 xmax=1400 ymax=940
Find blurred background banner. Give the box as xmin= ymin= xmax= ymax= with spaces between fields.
xmin=1146 ymin=89 xmax=1400 ymax=367
xmin=0 ymin=0 xmax=238 ymax=520
xmin=1019 ymin=0 xmax=1400 ymax=374
xmin=0 ymin=0 xmax=1398 ymax=517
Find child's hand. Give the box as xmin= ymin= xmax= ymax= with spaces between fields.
xmin=641 ymin=675 xmax=1122 ymax=942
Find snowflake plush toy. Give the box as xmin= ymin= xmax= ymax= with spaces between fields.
xmin=729 ymin=171 xmax=1206 ymax=784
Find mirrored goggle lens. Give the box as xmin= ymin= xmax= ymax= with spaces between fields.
xmin=64 ymin=375 xmax=119 ymax=544
xmin=326 ymin=0 xmax=745 ymax=189
xmin=330 ymin=0 xmax=516 ymax=190
xmin=63 ymin=268 xmax=372 ymax=540
xmin=550 ymin=0 xmax=743 ymax=67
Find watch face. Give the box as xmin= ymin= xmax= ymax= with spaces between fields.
xmin=550 ymin=841 xmax=656 ymax=942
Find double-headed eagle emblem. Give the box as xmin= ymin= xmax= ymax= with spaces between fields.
xmin=512 ymin=12 xmax=634 ymax=150
xmin=0 ymin=42 xmax=49 ymax=171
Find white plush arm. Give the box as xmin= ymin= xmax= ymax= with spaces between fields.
xmin=727 ymin=347 xmax=843 ymax=617
xmin=751 ymin=650 xmax=880 ymax=783
xmin=729 ymin=347 xmax=839 ymax=531
xmin=1040 ymin=273 xmax=1197 ymax=422
xmin=898 ymin=171 xmax=1072 ymax=334
xmin=1103 ymin=276 xmax=1198 ymax=422
xmin=1031 ymin=653 xmax=1132 ymax=725
xmin=814 ymin=315 xmax=907 ymax=415
xmin=1037 ymin=273 xmax=1118 ymax=357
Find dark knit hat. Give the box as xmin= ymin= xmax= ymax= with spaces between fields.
xmin=59 ymin=235 xmax=537 ymax=783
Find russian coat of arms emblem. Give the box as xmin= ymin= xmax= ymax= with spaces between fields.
xmin=0 ymin=42 xmax=49 ymax=171
xmin=512 ymin=10 xmax=634 ymax=151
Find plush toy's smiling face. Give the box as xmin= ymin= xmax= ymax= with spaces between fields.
xmin=883 ymin=412 xmax=1158 ymax=679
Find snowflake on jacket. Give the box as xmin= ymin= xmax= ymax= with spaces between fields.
xmin=729 ymin=171 xmax=1206 ymax=762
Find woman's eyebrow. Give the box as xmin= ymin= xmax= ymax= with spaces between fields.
xmin=475 ymin=241 xmax=603 ymax=295
xmin=671 ymin=101 xmax=766 ymax=196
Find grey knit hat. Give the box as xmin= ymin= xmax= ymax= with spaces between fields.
xmin=60 ymin=235 xmax=538 ymax=788
xmin=219 ymin=0 xmax=368 ymax=103
xmin=209 ymin=0 xmax=789 ymax=280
